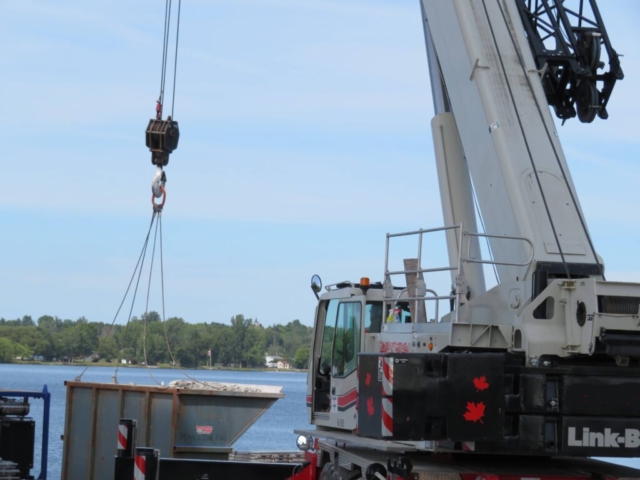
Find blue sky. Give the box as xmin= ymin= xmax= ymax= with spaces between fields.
xmin=1 ymin=0 xmax=639 ymax=332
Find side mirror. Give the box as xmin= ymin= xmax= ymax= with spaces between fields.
xmin=311 ymin=275 xmax=322 ymax=300
xmin=296 ymin=434 xmax=314 ymax=452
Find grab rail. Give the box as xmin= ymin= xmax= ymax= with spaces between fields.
xmin=384 ymin=225 xmax=534 ymax=323
xmin=463 ymin=231 xmax=534 ymax=267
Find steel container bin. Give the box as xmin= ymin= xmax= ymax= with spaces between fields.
xmin=61 ymin=380 xmax=283 ymax=480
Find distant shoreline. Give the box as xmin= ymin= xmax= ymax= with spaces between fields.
xmin=1 ymin=360 xmax=307 ymax=373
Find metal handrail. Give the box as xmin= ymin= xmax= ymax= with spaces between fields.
xmin=384 ymin=224 xmax=464 ymax=323
xmin=425 ymin=288 xmax=441 ymax=323
xmin=463 ymin=232 xmax=534 ymax=267
xmin=383 ymin=224 xmax=535 ymax=325
xmin=386 ymin=266 xmax=457 ymax=276
xmin=386 ymin=225 xmax=461 ymax=239
xmin=384 ymin=225 xmax=462 ymax=282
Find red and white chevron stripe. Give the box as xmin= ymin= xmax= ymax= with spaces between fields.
xmin=382 ymin=357 xmax=394 ymax=396
xmin=117 ymin=423 xmax=128 ymax=451
xmin=382 ymin=397 xmax=393 ymax=437
xmin=134 ymin=453 xmax=146 ymax=480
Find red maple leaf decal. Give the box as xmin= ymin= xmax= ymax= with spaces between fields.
xmin=367 ymin=397 xmax=375 ymax=416
xmin=463 ymin=402 xmax=485 ymax=423
xmin=473 ymin=376 xmax=489 ymax=392
xmin=365 ymin=372 xmax=371 ymax=386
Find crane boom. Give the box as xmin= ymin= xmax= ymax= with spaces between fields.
xmin=422 ymin=0 xmax=600 ymax=288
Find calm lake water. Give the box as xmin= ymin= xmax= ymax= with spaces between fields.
xmin=0 ymin=364 xmax=309 ymax=480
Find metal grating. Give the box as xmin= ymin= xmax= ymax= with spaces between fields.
xmin=598 ymin=295 xmax=640 ymax=315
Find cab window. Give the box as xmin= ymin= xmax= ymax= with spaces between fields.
xmin=318 ymin=299 xmax=339 ymax=375
xmin=365 ymin=302 xmax=383 ymax=333
xmin=332 ymin=302 xmax=361 ymax=377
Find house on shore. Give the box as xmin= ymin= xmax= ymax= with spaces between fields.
xmin=265 ymin=355 xmax=282 ymax=368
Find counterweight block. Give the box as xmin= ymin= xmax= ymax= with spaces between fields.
xmin=146 ymin=117 xmax=180 ymax=166
xmin=357 ymin=352 xmax=640 ymax=456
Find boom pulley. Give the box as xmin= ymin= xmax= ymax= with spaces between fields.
xmin=517 ymin=0 xmax=623 ymax=123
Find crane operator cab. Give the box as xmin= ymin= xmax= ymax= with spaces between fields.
xmin=307 ymin=275 xmax=416 ymax=432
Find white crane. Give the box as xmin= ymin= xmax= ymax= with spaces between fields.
xmin=301 ymin=1 xmax=640 ymax=473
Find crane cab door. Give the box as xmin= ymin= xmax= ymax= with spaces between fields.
xmin=309 ymin=296 xmax=363 ymax=431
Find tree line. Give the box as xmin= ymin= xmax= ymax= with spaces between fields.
xmin=0 ymin=313 xmax=312 ymax=369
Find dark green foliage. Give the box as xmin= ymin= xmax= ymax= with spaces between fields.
xmin=293 ymin=346 xmax=310 ymax=369
xmin=264 ymin=320 xmax=313 ymax=362
xmin=0 ymin=312 xmax=313 ymax=368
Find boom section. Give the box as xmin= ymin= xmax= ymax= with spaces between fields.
xmin=422 ymin=0 xmax=600 ymax=285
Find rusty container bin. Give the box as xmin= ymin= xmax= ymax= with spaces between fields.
xmin=61 ymin=381 xmax=283 ymax=480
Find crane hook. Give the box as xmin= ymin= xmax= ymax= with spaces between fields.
xmin=152 ymin=167 xmax=167 ymax=212
xmin=152 ymin=167 xmax=166 ymax=198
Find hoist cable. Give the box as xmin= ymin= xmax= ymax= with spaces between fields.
xmin=480 ymin=0 xmax=571 ymax=280
xmin=171 ymin=0 xmax=182 ymax=118
xmin=471 ymin=181 xmax=500 ymax=286
xmin=495 ymin=0 xmax=605 ymax=280
xmin=159 ymin=213 xmax=173 ymax=364
xmin=106 ymin=212 xmax=157 ymax=339
xmin=158 ymin=0 xmax=182 ymax=116
xmin=158 ymin=213 xmax=183 ymax=370
xmin=141 ymin=214 xmax=166 ymax=387
xmin=157 ymin=212 xmax=194 ymax=379
xmin=113 ymin=212 xmax=157 ymax=383
xmin=159 ymin=0 xmax=173 ymax=106
xmin=156 ymin=214 xmax=221 ymax=386
xmin=124 ymin=215 xmax=156 ymax=334
xmin=116 ymin=211 xmax=211 ymax=387
xmin=76 ymin=213 xmax=157 ymax=383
